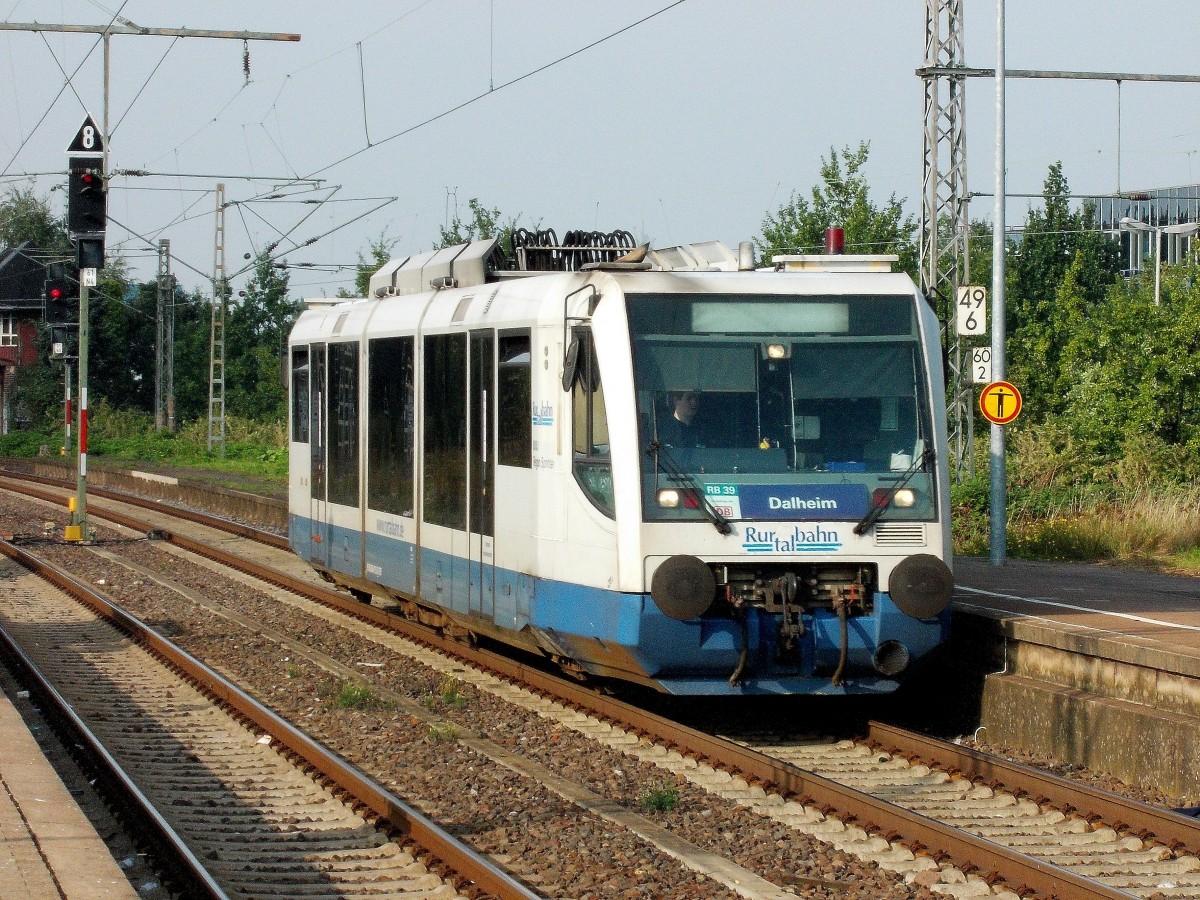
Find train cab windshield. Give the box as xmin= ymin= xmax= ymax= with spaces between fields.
xmin=628 ymin=291 xmax=937 ymax=526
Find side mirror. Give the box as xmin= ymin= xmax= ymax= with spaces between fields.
xmin=562 ymin=334 xmax=581 ymax=392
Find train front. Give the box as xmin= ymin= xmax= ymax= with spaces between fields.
xmin=615 ymin=263 xmax=952 ymax=695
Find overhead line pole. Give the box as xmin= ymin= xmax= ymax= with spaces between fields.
xmin=0 ymin=22 xmax=300 ymax=42
xmin=917 ymin=66 xmax=1200 ymax=84
xmin=990 ymin=0 xmax=1007 ymax=567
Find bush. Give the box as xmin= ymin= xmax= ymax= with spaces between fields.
xmin=0 ymin=429 xmax=57 ymax=457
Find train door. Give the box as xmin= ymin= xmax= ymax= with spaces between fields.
xmin=468 ymin=330 xmax=495 ymax=618
xmin=309 ymin=343 xmax=330 ymax=567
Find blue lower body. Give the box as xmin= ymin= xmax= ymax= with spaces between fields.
xmin=291 ymin=515 xmax=949 ymax=696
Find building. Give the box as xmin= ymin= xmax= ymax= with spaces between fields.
xmin=0 ymin=242 xmax=47 ymax=433
xmin=1095 ymin=185 xmax=1200 ymax=276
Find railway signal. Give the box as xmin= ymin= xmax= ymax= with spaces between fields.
xmin=43 ymin=262 xmax=77 ymax=324
xmin=67 ymin=156 xmax=106 ymax=270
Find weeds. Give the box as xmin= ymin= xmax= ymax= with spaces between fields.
xmin=423 ymin=674 xmax=468 ymax=710
xmin=330 ymin=680 xmax=390 ymax=711
xmin=427 ymin=721 xmax=459 ymax=742
xmin=638 ymin=781 xmax=681 ymax=813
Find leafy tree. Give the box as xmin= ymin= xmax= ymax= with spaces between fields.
xmin=0 ymin=185 xmax=70 ymax=252
xmin=169 ymin=286 xmax=218 ymax=424
xmin=343 ymin=232 xmax=398 ymax=298
xmin=224 ymin=250 xmax=301 ymax=421
xmin=1054 ymin=255 xmax=1200 ymax=480
xmin=1005 ymin=163 xmax=1122 ymax=421
xmin=756 ymin=142 xmax=918 ymax=277
xmin=83 ymin=261 xmax=154 ymax=414
xmin=436 ymin=197 xmax=522 ymax=255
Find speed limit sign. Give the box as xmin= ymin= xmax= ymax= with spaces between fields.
xmin=970 ymin=346 xmax=992 ymax=384
xmin=956 ymin=285 xmax=987 ymax=336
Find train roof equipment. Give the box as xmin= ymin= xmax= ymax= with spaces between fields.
xmin=367 ymin=228 xmax=904 ymax=300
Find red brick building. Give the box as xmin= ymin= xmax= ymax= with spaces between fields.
xmin=0 ymin=242 xmax=46 ymax=433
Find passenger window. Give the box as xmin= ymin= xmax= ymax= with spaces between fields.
xmin=327 ymin=341 xmax=360 ymax=507
xmin=571 ymin=328 xmax=614 ymax=517
xmin=291 ymin=347 xmax=309 ymax=443
xmin=367 ymin=336 xmax=415 ymax=516
xmin=498 ymin=331 xmax=532 ymax=468
xmin=423 ymin=333 xmax=468 ymax=529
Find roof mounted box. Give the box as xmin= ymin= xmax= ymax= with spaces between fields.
xmin=369 ymin=237 xmax=500 ymax=298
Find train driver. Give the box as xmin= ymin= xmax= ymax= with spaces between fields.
xmin=658 ymin=389 xmax=705 ymax=447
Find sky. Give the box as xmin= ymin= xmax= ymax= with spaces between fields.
xmin=3 ymin=1 xmax=1200 ymax=297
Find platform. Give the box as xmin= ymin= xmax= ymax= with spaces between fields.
xmin=953 ymin=556 xmax=1200 ymax=800
xmin=0 ymin=677 xmax=137 ymax=898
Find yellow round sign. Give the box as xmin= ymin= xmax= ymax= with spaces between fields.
xmin=980 ymin=380 xmax=1022 ymax=425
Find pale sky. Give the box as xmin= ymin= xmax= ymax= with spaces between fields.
xmin=3 ymin=1 xmax=1199 ymax=295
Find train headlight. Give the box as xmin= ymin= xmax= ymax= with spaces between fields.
xmin=765 ymin=342 xmax=790 ymax=360
xmin=657 ymin=488 xmax=681 ymax=508
xmin=872 ymin=487 xmax=917 ymax=509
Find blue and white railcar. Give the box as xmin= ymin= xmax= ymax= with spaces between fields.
xmin=288 ymin=236 xmax=953 ymax=695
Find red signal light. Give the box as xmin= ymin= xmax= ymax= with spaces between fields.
xmin=49 ymin=287 xmax=64 ymax=300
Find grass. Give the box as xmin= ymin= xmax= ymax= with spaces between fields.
xmin=422 ymin=674 xmax=468 ymax=710
xmin=954 ymin=480 xmax=1200 ymax=572
xmin=427 ymin=721 xmax=459 ymax=742
xmin=638 ymin=782 xmax=681 ymax=813
xmin=330 ymin=680 xmax=390 ymax=711
xmin=0 ymin=404 xmax=288 ymax=489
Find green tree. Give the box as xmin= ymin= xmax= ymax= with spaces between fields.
xmin=436 ymin=197 xmax=522 ymax=255
xmin=344 ymin=232 xmax=398 ymax=298
xmin=1005 ymin=163 xmax=1122 ymax=421
xmin=84 ymin=260 xmax=154 ymax=414
xmin=225 ymin=251 xmax=301 ymax=421
xmin=0 ymin=185 xmax=70 ymax=252
xmin=1055 ymin=256 xmax=1200 ymax=480
xmin=169 ymin=286 xmax=216 ymax=424
xmin=756 ymin=142 xmax=918 ymax=277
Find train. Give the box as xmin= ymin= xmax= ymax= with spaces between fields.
xmin=287 ymin=229 xmax=954 ymax=695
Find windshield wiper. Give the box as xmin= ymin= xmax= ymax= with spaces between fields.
xmin=853 ymin=447 xmax=932 ymax=536
xmin=647 ymin=440 xmax=732 ymax=535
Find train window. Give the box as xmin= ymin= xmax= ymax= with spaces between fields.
xmin=498 ymin=331 xmax=532 ymax=468
xmin=327 ymin=342 xmax=360 ymax=507
xmin=367 ymin=336 xmax=415 ymax=516
xmin=424 ymin=332 xmax=468 ymax=529
xmin=571 ymin=328 xmax=614 ymax=517
xmin=291 ymin=347 xmax=309 ymax=443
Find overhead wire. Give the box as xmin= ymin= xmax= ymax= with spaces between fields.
xmin=6 ymin=1 xmax=686 ymax=292
xmin=302 ymin=0 xmax=688 ymax=180
xmin=0 ymin=0 xmax=131 ymax=177
xmin=111 ymin=36 xmax=178 ymax=137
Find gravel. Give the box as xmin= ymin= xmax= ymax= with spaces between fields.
xmin=1 ymin=493 xmax=944 ymax=899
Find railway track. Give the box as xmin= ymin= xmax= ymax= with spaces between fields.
xmin=0 ymin=521 xmax=537 ymax=898
xmin=3 ymin=468 xmax=1200 ymax=898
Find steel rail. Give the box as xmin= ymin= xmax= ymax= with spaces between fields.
xmin=868 ymin=720 xmax=1200 ymax=854
xmin=0 ymin=469 xmax=288 ymax=549
xmin=0 ymin=470 xmax=1136 ymax=898
xmin=0 ymin=536 xmax=540 ymax=900
xmin=0 ymin=589 xmax=228 ymax=899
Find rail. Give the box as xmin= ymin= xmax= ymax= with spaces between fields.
xmin=0 ymin=535 xmax=540 ymax=900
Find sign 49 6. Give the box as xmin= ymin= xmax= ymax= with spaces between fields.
xmin=956 ymin=285 xmax=987 ymax=336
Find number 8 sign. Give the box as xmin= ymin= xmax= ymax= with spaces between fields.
xmin=956 ymin=285 xmax=987 ymax=336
